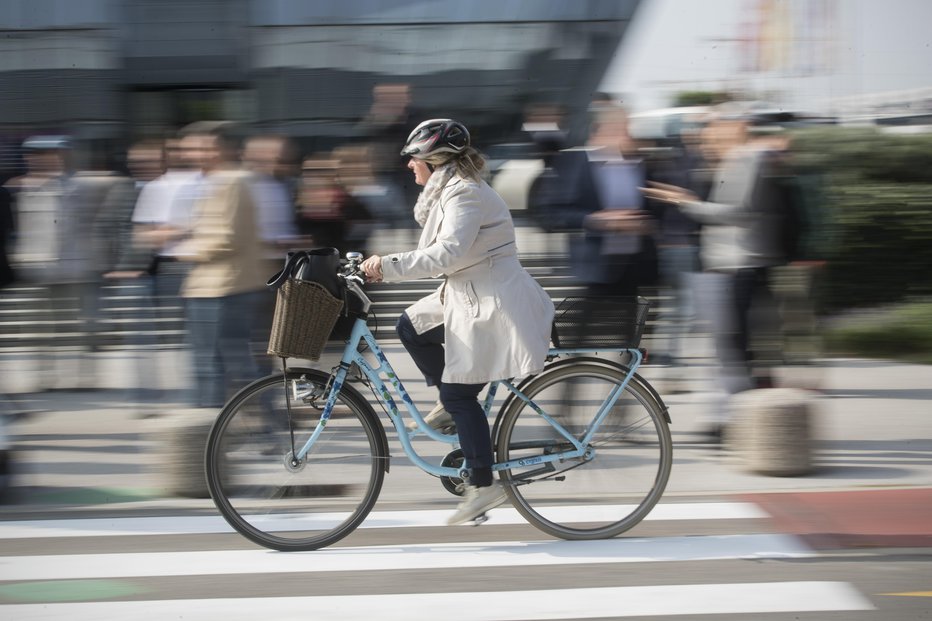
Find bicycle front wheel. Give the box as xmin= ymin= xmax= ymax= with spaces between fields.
xmin=496 ymin=362 xmax=672 ymax=540
xmin=205 ymin=370 xmax=388 ymax=551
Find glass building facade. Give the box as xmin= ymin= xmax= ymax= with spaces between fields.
xmin=0 ymin=0 xmax=640 ymax=163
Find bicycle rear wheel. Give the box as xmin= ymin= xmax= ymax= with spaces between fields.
xmin=205 ymin=369 xmax=388 ymax=551
xmin=496 ymin=362 xmax=672 ymax=540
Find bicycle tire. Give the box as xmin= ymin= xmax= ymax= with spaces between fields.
xmin=496 ymin=362 xmax=672 ymax=540
xmin=205 ymin=369 xmax=388 ymax=551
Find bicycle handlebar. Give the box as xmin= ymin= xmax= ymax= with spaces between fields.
xmin=337 ymin=251 xmax=372 ymax=313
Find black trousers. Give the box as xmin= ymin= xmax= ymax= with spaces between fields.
xmin=718 ymin=266 xmax=776 ymax=392
xmin=396 ymin=312 xmax=494 ymax=486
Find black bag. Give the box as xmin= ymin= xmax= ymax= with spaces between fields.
xmin=267 ymin=247 xmax=342 ymax=295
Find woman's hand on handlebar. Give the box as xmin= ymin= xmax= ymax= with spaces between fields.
xmin=361 ymin=255 xmax=383 ymax=283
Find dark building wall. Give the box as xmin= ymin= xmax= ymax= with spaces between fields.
xmin=122 ymin=0 xmax=250 ymax=85
xmin=0 ymin=0 xmax=641 ymax=144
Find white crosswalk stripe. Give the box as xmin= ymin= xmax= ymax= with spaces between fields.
xmin=0 ymin=502 xmax=876 ymax=619
xmin=0 ymin=583 xmax=873 ymax=621
xmin=1 ymin=534 xmax=813 ymax=581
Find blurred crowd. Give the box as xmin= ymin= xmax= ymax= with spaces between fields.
xmin=521 ymin=97 xmax=824 ymax=439
xmin=0 ymin=87 xmax=826 ymax=446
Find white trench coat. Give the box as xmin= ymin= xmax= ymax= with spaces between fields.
xmin=380 ymin=175 xmax=555 ymax=384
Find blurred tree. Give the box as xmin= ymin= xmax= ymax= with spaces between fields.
xmin=671 ymin=91 xmax=732 ymax=107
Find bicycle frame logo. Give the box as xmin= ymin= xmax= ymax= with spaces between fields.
xmin=517 ymin=456 xmax=545 ymax=467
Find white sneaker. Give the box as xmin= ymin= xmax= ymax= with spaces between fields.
xmin=446 ymin=482 xmax=507 ymax=525
xmin=405 ymin=401 xmax=455 ymax=433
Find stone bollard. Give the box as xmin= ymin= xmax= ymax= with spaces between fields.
xmin=157 ymin=408 xmax=220 ymax=498
xmin=726 ymin=388 xmax=816 ymax=476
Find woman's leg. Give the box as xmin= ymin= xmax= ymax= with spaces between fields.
xmin=439 ymin=382 xmax=493 ymax=486
xmin=396 ymin=312 xmax=445 ymax=387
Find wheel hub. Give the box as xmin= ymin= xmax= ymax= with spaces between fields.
xmin=283 ymin=451 xmax=305 ymax=473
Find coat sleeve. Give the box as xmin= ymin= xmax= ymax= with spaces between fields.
xmin=380 ymin=182 xmax=484 ymax=282
xmin=679 ymin=151 xmax=767 ymax=226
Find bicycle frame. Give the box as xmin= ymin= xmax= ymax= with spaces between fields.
xmin=293 ymin=317 xmax=644 ymax=479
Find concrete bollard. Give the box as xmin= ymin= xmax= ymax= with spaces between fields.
xmin=727 ymin=388 xmax=816 ymax=476
xmin=157 ymin=408 xmax=220 ymax=498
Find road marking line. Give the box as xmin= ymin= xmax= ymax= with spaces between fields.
xmin=0 ymin=582 xmax=874 ymax=620
xmin=880 ymin=591 xmax=932 ymax=597
xmin=0 ymin=501 xmax=767 ymax=539
xmin=0 ymin=534 xmax=811 ymax=581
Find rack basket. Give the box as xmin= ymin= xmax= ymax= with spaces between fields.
xmin=551 ymin=296 xmax=650 ymax=349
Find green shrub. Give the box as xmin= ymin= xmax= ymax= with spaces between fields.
xmin=789 ymin=128 xmax=932 ymax=311
xmin=825 ymin=302 xmax=932 ymax=363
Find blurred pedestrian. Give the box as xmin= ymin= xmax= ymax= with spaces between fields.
xmin=0 ymin=181 xmax=15 ymax=495
xmin=581 ymin=105 xmax=659 ymax=299
xmin=645 ymin=122 xmax=704 ymax=386
xmin=297 ymin=154 xmax=373 ymax=256
xmin=333 ymin=143 xmax=406 ymax=230
xmin=7 ymin=136 xmax=100 ymax=390
xmin=523 ymin=102 xmax=593 ymax=235
xmin=357 ymin=83 xmax=417 ymax=210
xmin=132 ymin=132 xmax=204 ymax=345
xmin=642 ymin=109 xmax=789 ymax=439
xmin=0 ymin=180 xmax=12 ymax=291
xmin=242 ymin=134 xmax=300 ymax=373
xmin=72 ymin=146 xmax=128 ymax=383
xmin=100 ymin=140 xmax=168 ymax=410
xmin=243 ymin=135 xmax=300 ymax=260
xmin=98 ymin=141 xmax=165 ymax=280
xmin=173 ymin=122 xmax=267 ymax=408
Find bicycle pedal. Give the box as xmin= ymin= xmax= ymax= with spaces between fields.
xmin=472 ymin=513 xmax=489 ymax=526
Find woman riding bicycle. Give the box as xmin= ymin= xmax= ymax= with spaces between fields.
xmin=361 ymin=119 xmax=555 ymax=524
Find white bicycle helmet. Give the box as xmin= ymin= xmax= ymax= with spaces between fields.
xmin=400 ymin=118 xmax=470 ymax=160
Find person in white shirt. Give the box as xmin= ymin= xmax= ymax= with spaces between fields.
xmin=130 ymin=133 xmax=206 ymax=354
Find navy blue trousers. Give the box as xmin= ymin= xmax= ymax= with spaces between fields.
xmin=396 ymin=312 xmax=494 ymax=487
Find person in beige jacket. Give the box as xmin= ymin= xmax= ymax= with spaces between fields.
xmin=362 ymin=119 xmax=554 ymax=525
xmin=174 ymin=122 xmax=268 ymax=408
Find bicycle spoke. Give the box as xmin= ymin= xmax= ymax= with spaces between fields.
xmin=497 ymin=362 xmax=672 ymax=540
xmin=206 ymin=371 xmax=386 ymax=551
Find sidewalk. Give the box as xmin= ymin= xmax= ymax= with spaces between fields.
xmin=2 ymin=348 xmax=931 ymax=547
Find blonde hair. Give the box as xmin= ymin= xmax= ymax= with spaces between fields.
xmin=425 ymin=146 xmax=487 ymax=182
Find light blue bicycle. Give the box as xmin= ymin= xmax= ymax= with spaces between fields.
xmin=205 ymin=253 xmax=673 ymax=551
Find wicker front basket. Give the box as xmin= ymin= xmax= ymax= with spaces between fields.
xmin=267 ymin=279 xmax=343 ymax=361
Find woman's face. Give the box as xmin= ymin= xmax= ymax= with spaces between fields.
xmin=408 ymin=158 xmax=432 ymax=186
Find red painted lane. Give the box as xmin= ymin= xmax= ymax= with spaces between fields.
xmin=741 ymin=488 xmax=932 ymax=549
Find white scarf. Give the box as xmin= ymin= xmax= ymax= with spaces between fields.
xmin=413 ymin=163 xmax=456 ymax=227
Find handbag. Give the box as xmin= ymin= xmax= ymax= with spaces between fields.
xmin=267 ymin=247 xmax=342 ymax=297
xmin=266 ymin=247 xmax=345 ymax=361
